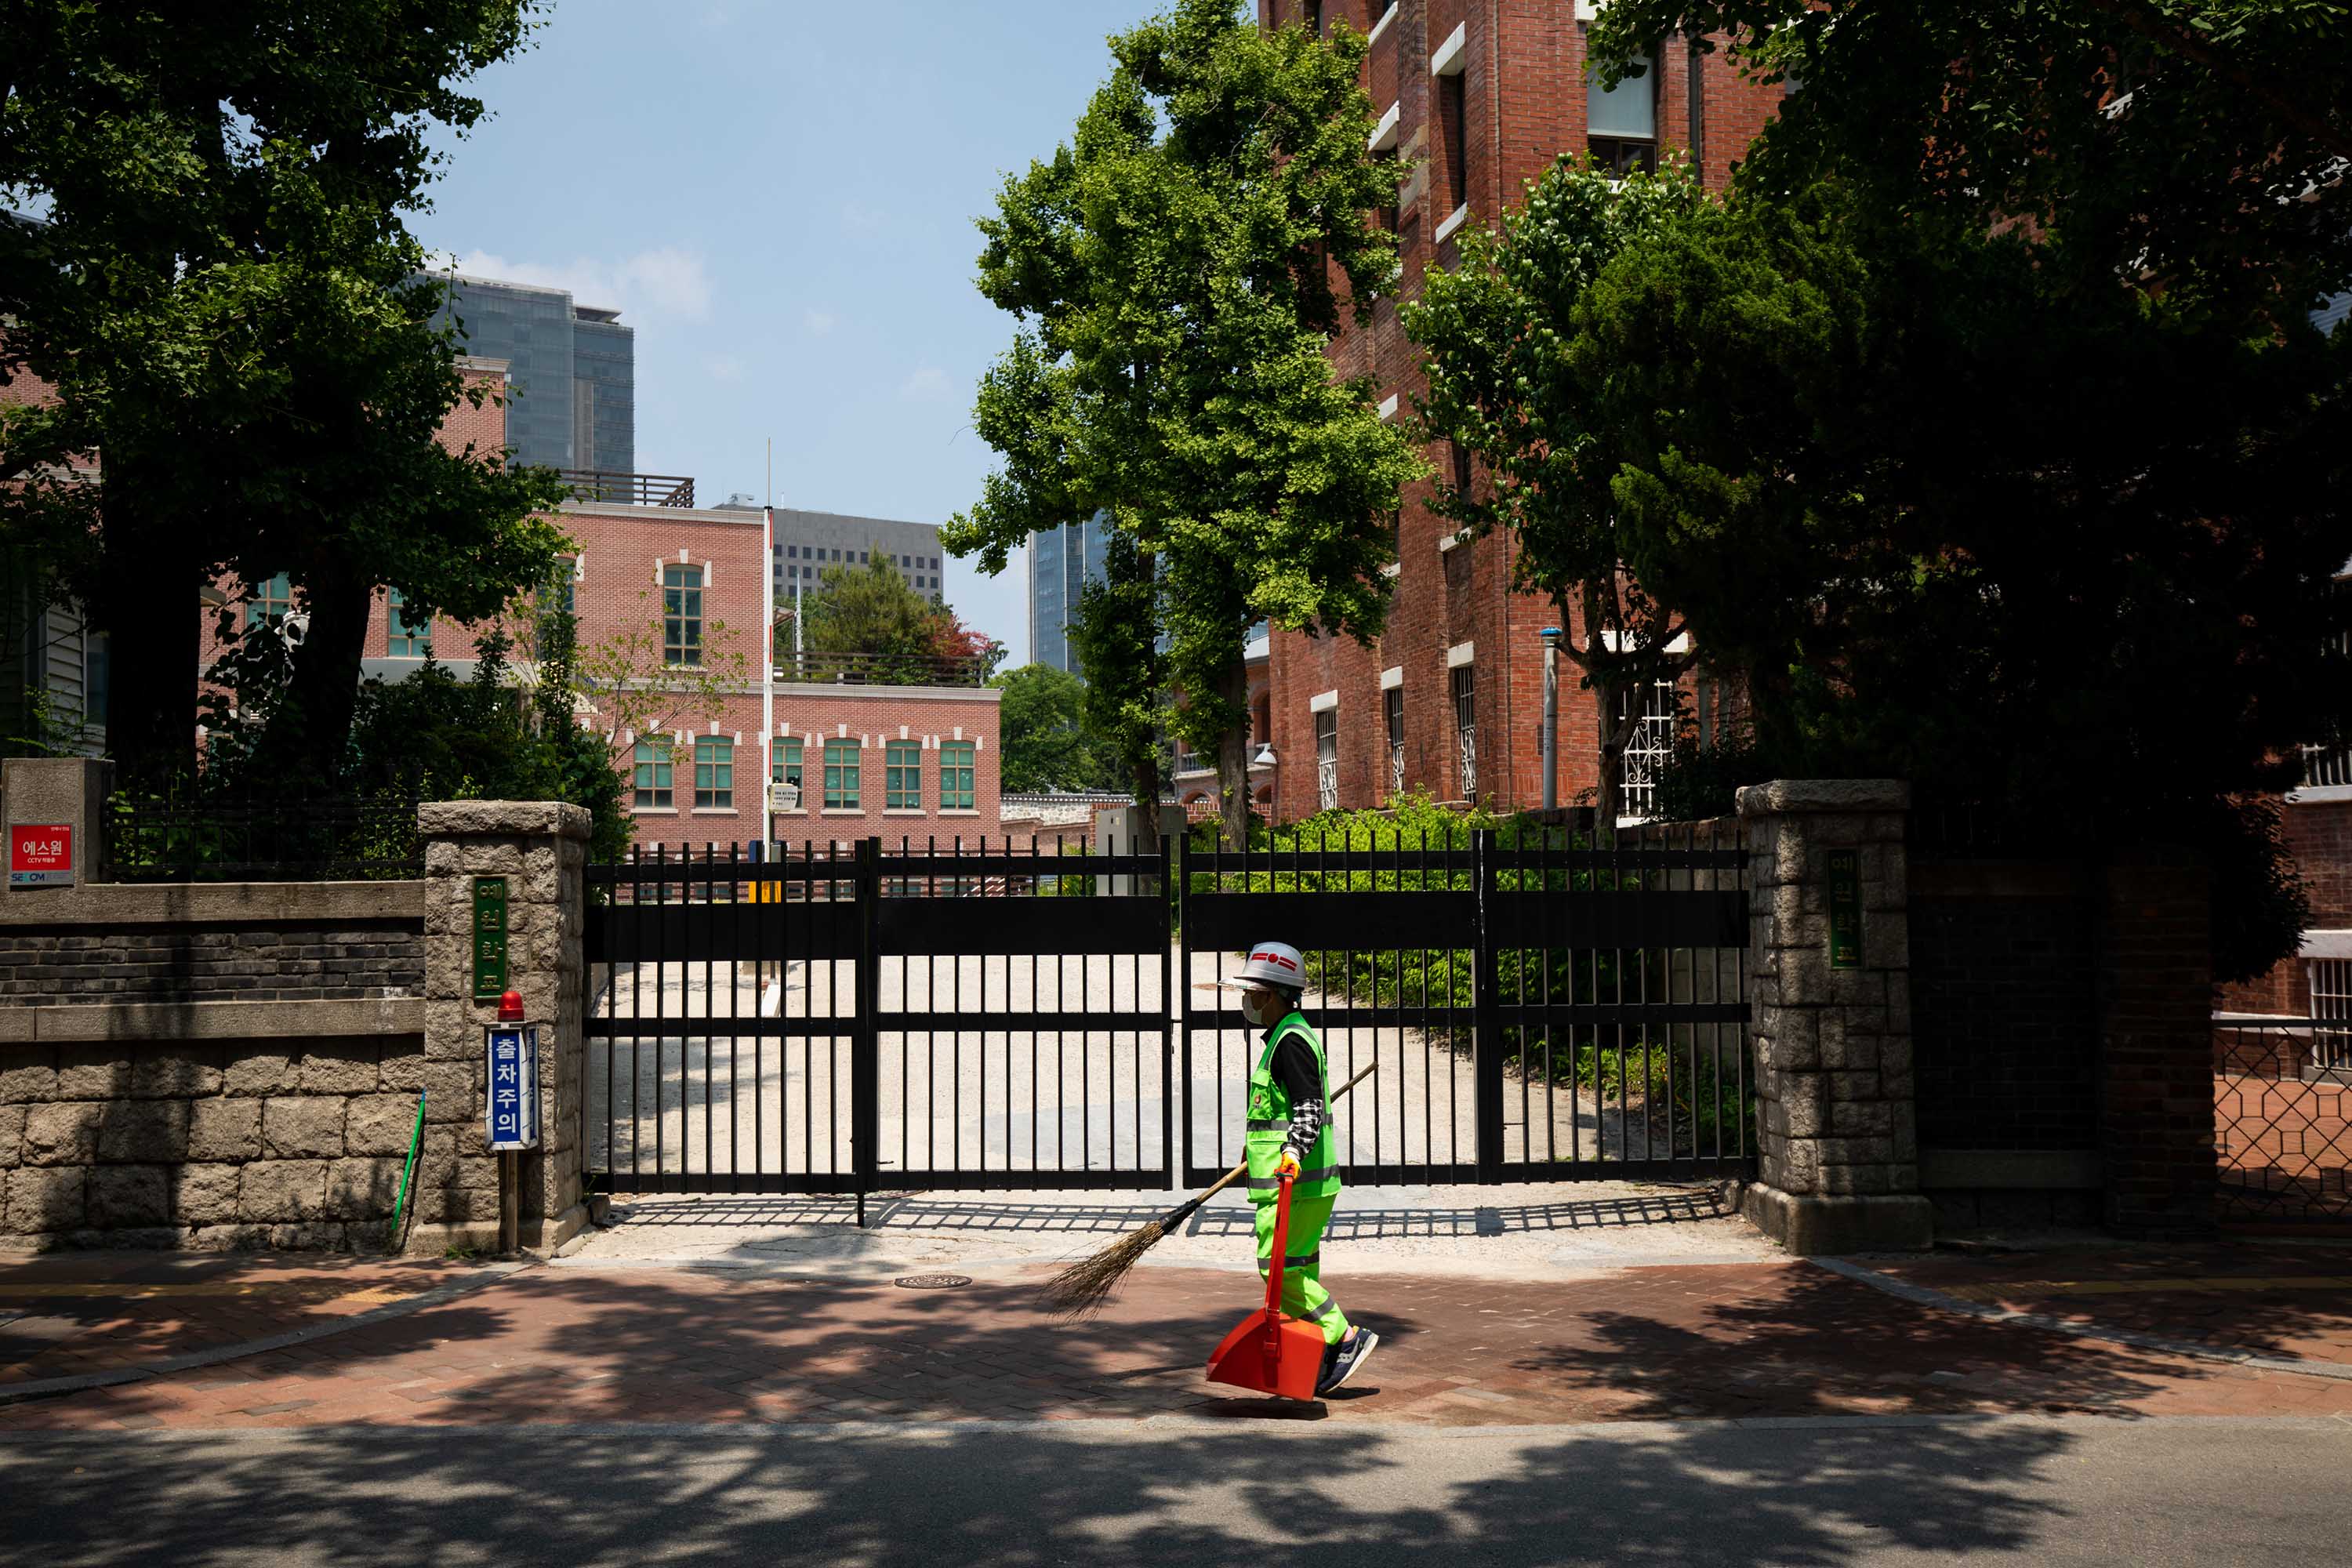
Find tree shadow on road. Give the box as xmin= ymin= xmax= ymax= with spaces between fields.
xmin=0 ymin=1409 xmax=2085 ymax=1567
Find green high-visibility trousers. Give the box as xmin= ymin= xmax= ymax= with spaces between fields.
xmin=1254 ymin=1188 xmax=1352 ymax=1347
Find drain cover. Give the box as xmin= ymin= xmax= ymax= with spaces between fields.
xmin=893 ymin=1273 xmax=971 ymax=1290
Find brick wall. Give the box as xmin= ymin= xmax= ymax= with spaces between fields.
xmin=2100 ymin=851 xmax=2219 ymax=1231
xmin=1909 ymin=865 xmax=2100 ymax=1152
xmin=1265 ymin=0 xmax=1783 ymax=822
xmin=0 ymin=924 xmax=422 ymax=1006
xmin=2217 ymin=795 xmax=2352 ymax=1018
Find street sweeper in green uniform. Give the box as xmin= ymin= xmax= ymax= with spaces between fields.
xmin=1224 ymin=940 xmax=1378 ymax=1396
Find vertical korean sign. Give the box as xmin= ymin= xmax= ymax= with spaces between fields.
xmin=471 ymin=877 xmax=509 ymax=1000
xmin=1827 ymin=849 xmax=1863 ymax=970
xmin=485 ymin=1025 xmax=539 ymax=1150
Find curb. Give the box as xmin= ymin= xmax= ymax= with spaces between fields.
xmin=1810 ymin=1257 xmax=2352 ymax=1383
xmin=0 ymin=1262 xmax=531 ymax=1407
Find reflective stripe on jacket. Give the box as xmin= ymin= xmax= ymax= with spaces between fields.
xmin=1244 ymin=1011 xmax=1341 ymax=1199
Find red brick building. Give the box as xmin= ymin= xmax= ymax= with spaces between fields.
xmin=1261 ymin=0 xmax=1779 ymax=820
xmin=214 ymin=360 xmax=1000 ymax=853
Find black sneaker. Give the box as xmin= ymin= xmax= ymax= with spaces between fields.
xmin=1316 ymin=1328 xmax=1378 ymax=1395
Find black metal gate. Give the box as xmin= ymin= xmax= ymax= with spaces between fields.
xmin=1178 ymin=823 xmax=1751 ymax=1188
xmin=585 ymin=837 xmax=1173 ymax=1203
xmin=584 ymin=821 xmax=1752 ymax=1205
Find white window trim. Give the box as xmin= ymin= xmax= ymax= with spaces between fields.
xmin=1367 ymin=4 xmax=1396 ymax=46
xmin=1380 ymin=562 xmax=1402 ymax=579
xmin=1447 ymin=641 xmax=1476 ymax=669
xmin=1379 ymin=666 xmax=1404 ymax=691
xmin=1369 ymin=100 xmax=1400 ymax=152
xmin=1597 ymin=630 xmax=1692 ymax=654
xmin=1377 ymin=392 xmax=1399 ymax=421
xmin=2289 ymin=784 xmax=2352 ymax=804
xmin=1575 ymin=2 xmax=1602 ymax=19
xmin=1438 ymin=530 xmax=1466 ymax=552
xmin=1309 ymin=689 xmax=1341 ymax=713
xmin=1434 ymin=203 xmax=1470 ymax=243
xmin=1430 ymin=20 xmax=1467 ymax=76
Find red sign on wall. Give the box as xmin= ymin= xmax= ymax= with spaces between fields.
xmin=9 ymin=823 xmax=74 ymax=889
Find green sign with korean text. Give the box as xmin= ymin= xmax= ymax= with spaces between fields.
xmin=472 ymin=877 xmax=510 ymax=1000
xmin=1827 ymin=850 xmax=1862 ymax=970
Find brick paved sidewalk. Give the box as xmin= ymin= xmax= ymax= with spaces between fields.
xmin=2 ymin=1251 xmax=2347 ymax=1433
xmin=0 ymin=1254 xmax=499 ymax=1390
xmin=1868 ymin=1240 xmax=2352 ymax=1366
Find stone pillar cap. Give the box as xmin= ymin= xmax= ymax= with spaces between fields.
xmin=1736 ymin=779 xmax=1910 ymax=816
xmin=417 ymin=800 xmax=593 ymax=840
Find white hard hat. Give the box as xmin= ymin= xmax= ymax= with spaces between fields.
xmin=1221 ymin=941 xmax=1306 ymax=992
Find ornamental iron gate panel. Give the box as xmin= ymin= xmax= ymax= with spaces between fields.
xmin=1178 ymin=823 xmax=1751 ymax=1189
xmin=2214 ymin=1019 xmax=2352 ymax=1225
xmin=585 ymin=838 xmax=1173 ymax=1208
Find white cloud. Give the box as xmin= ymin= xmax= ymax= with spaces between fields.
xmin=434 ymin=245 xmax=715 ymax=322
xmin=803 ymin=308 xmax=838 ymax=337
xmin=841 ymin=202 xmax=887 ymax=235
xmin=706 ymin=354 xmax=746 ymax=383
xmin=898 ymin=366 xmax=953 ymax=402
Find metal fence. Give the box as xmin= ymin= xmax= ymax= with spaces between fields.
xmin=2215 ymin=1020 xmax=2352 ymax=1225
xmin=102 ymin=795 xmax=424 ymax=883
xmin=584 ymin=838 xmax=1173 ymax=1214
xmin=561 ymin=468 xmax=696 ymax=507
xmin=1178 ymin=824 xmax=1751 ymax=1188
xmin=579 ymin=823 xmax=1753 ymax=1208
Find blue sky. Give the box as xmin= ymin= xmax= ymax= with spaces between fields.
xmin=417 ymin=0 xmax=1180 ymax=667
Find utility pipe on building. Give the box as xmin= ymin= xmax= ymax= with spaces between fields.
xmin=1539 ymin=626 xmax=1562 ymax=813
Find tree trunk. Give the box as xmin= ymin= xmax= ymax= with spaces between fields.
xmin=91 ymin=495 xmax=201 ymax=794
xmin=265 ymin=562 xmax=374 ymax=792
xmin=1592 ymin=667 xmax=1625 ymax=833
xmin=1214 ymin=656 xmax=1253 ymax=851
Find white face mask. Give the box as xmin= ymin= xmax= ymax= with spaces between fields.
xmin=1243 ymin=989 xmax=1286 ymax=1028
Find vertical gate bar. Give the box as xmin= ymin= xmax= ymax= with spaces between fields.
xmin=854 ymin=836 xmax=880 ymax=1224
xmin=799 ymin=840 xmax=812 ymax=1181
xmin=1179 ymin=837 xmax=1193 ymax=1183
xmin=1473 ymin=828 xmax=1504 ymax=1184
xmin=1735 ymin=815 xmax=1751 ymax=1161
xmin=728 ymin=841 xmax=739 ymax=1189
xmin=1160 ymin=837 xmax=1174 ymax=1186
xmin=654 ymin=841 xmax=666 ymax=1183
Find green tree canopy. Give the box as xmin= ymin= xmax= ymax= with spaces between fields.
xmin=782 ymin=550 xmax=1005 ymax=684
xmin=0 ymin=1 xmax=564 ymax=789
xmin=1562 ymin=2 xmax=2352 ymax=978
xmin=989 ymin=662 xmax=1121 ymax=795
xmin=945 ymin=0 xmax=1424 ymax=845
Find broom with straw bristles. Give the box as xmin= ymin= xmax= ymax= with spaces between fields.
xmin=1040 ymin=1062 xmax=1377 ymax=1319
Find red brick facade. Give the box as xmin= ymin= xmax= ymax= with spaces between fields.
xmin=210 ymin=360 xmax=1002 ymax=853
xmin=2217 ymin=795 xmax=2352 ymax=1018
xmin=1261 ymin=0 xmax=1780 ymax=819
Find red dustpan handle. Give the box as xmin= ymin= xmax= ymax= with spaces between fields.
xmin=1261 ymin=1173 xmax=1293 ymax=1383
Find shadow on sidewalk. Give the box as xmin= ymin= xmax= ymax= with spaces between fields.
xmin=600 ymin=1187 xmax=1729 ymax=1239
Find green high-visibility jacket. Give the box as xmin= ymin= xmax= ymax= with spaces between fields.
xmin=1244 ymin=1011 xmax=1341 ymax=1200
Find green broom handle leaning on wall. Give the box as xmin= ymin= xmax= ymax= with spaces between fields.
xmin=388 ymin=1089 xmax=426 ymax=1247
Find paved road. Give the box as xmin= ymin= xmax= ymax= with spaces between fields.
xmin=5 ymin=1414 xmax=2344 ymax=1566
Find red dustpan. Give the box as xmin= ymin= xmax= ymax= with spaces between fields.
xmin=1205 ymin=1173 xmax=1325 ymax=1402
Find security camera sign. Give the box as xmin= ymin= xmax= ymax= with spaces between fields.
xmin=9 ymin=824 xmax=74 ymax=889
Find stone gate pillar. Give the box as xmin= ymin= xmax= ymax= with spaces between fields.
xmin=1736 ymin=780 xmax=1933 ymax=1252
xmin=418 ymin=801 xmax=590 ymax=1254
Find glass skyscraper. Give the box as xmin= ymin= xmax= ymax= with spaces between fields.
xmin=428 ymin=271 xmax=634 ymax=474
xmin=1029 ymin=514 xmax=1105 ymax=675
